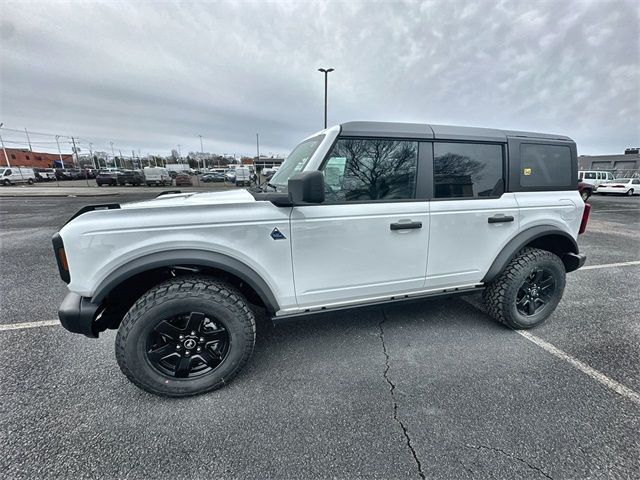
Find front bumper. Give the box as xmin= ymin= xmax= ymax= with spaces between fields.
xmin=563 ymin=252 xmax=587 ymax=273
xmin=58 ymin=293 xmax=101 ymax=338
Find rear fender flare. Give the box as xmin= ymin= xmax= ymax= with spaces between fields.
xmin=482 ymin=226 xmax=579 ymax=283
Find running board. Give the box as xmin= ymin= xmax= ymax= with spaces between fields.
xmin=271 ymin=285 xmax=484 ymax=324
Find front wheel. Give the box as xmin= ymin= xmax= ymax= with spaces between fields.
xmin=483 ymin=248 xmax=566 ymax=329
xmin=2 ymin=179 xmax=10 ymax=186
xmin=627 ymin=189 xmax=634 ymax=196
xmin=115 ymin=275 xmax=255 ymax=397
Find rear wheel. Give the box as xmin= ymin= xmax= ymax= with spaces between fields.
xmin=627 ymin=189 xmax=634 ymax=196
xmin=483 ymin=248 xmax=566 ymax=329
xmin=115 ymin=275 xmax=255 ymax=397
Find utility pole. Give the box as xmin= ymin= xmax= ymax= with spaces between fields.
xmin=0 ymin=123 xmax=10 ymax=167
xmin=24 ymin=128 xmax=32 ymax=152
xmin=198 ymin=135 xmax=204 ymax=170
xmin=55 ymin=135 xmax=64 ymax=168
xmin=318 ymin=68 xmax=334 ymax=129
xmin=177 ymin=144 xmax=182 ymax=164
xmin=256 ymin=133 xmax=260 ymax=162
xmin=119 ymin=150 xmax=124 ymax=168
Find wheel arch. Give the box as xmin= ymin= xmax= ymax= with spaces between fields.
xmin=93 ymin=249 xmax=279 ymax=313
xmin=483 ymin=226 xmax=579 ymax=283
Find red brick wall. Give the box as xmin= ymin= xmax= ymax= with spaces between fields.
xmin=2 ymin=148 xmax=74 ymax=168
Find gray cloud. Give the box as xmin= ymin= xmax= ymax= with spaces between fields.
xmin=1 ymin=0 xmax=638 ymax=157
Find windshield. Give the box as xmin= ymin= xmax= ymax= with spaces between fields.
xmin=269 ymin=135 xmax=325 ymax=191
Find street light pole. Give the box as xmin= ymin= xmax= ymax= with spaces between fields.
xmin=55 ymin=135 xmax=64 ymax=167
xmin=198 ymin=135 xmax=204 ymax=169
xmin=110 ymin=141 xmax=117 ymax=168
xmin=0 ymin=123 xmax=10 ymax=167
xmin=318 ymin=68 xmax=334 ymax=129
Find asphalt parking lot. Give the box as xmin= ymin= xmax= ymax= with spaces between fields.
xmin=1 ymin=193 xmax=638 ymax=479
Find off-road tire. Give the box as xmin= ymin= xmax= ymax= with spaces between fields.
xmin=483 ymin=248 xmax=566 ymax=329
xmin=115 ymin=275 xmax=256 ymax=397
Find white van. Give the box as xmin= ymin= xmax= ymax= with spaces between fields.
xmin=579 ymin=170 xmax=614 ymax=188
xmin=234 ymin=166 xmax=251 ymax=187
xmin=0 ymin=167 xmax=36 ymax=185
xmin=143 ymin=167 xmax=171 ymax=186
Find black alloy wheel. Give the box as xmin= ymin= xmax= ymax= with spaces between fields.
xmin=146 ymin=312 xmax=230 ymax=378
xmin=515 ymin=268 xmax=556 ymax=316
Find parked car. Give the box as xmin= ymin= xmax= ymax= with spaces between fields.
xmin=96 ymin=170 xmax=120 ymax=186
xmin=34 ymin=168 xmax=57 ymax=182
xmin=579 ymin=170 xmax=615 ymax=188
xmin=201 ymin=172 xmax=226 ymax=182
xmin=234 ymin=166 xmax=251 ymax=187
xmin=225 ymin=171 xmax=236 ymax=183
xmin=117 ymin=170 xmax=144 ymax=186
xmin=0 ymin=167 xmax=36 ymax=185
xmin=596 ymin=178 xmax=640 ymax=196
xmin=175 ymin=173 xmax=192 ymax=186
xmin=144 ymin=167 xmax=171 ymax=186
xmin=578 ymin=181 xmax=594 ymax=201
xmin=53 ymin=121 xmax=590 ymax=397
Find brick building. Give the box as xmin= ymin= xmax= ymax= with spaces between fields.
xmin=1 ymin=148 xmax=74 ymax=168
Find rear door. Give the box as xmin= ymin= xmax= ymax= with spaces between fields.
xmin=290 ymin=137 xmax=430 ymax=308
xmin=426 ymin=141 xmax=518 ymax=289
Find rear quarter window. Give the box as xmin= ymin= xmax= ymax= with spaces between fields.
xmin=520 ymin=144 xmax=572 ymax=188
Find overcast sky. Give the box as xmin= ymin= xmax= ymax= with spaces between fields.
xmin=1 ymin=0 xmax=638 ymax=157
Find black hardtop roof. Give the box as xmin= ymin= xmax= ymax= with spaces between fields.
xmin=339 ymin=121 xmax=573 ymax=142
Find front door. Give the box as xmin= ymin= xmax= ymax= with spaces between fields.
xmin=290 ymin=137 xmax=430 ymax=309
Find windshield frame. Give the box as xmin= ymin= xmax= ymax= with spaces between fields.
xmin=268 ymin=134 xmax=325 ymax=191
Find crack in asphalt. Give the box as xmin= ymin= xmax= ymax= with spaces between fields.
xmin=378 ymin=309 xmax=426 ymax=480
xmin=465 ymin=444 xmax=553 ymax=479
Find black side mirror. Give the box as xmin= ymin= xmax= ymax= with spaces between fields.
xmin=288 ymin=171 xmax=325 ymax=205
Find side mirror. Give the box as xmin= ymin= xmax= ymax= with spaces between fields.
xmin=288 ymin=171 xmax=325 ymax=205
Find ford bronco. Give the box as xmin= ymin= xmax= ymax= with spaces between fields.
xmin=53 ymin=122 xmax=589 ymax=396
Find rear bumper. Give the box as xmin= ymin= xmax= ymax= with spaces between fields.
xmin=563 ymin=252 xmax=587 ymax=273
xmin=58 ymin=293 xmax=101 ymax=338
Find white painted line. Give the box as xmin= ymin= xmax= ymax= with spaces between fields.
xmin=580 ymin=260 xmax=640 ymax=271
xmin=0 ymin=320 xmax=59 ymax=332
xmin=591 ymin=209 xmax=639 ymax=214
xmin=517 ymin=330 xmax=640 ymax=406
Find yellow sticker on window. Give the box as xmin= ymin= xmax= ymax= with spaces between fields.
xmin=523 ymin=168 xmax=532 ymax=176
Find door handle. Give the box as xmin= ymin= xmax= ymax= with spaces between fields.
xmin=390 ymin=221 xmax=422 ymax=230
xmin=488 ymin=215 xmax=514 ymax=224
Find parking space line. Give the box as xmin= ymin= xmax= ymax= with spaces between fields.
xmin=0 ymin=320 xmax=59 ymax=332
xmin=516 ymin=330 xmax=640 ymax=405
xmin=580 ymin=260 xmax=640 ymax=270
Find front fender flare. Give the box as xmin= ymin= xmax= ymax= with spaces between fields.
xmin=482 ymin=226 xmax=579 ymax=283
xmin=92 ymin=249 xmax=279 ymax=312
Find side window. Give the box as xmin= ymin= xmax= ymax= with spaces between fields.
xmin=607 ymin=173 xmax=614 ymax=180
xmin=597 ymin=172 xmax=604 ymax=180
xmin=434 ymin=143 xmax=503 ymax=198
xmin=5 ymin=169 xmax=12 ymax=176
xmin=322 ymin=138 xmax=418 ymax=202
xmin=633 ymin=179 xmax=640 ymax=185
xmin=584 ymin=172 xmax=596 ymax=179
xmin=520 ymin=144 xmax=572 ymax=187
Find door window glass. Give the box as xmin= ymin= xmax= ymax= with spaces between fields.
xmin=584 ymin=172 xmax=596 ymax=179
xmin=520 ymin=144 xmax=572 ymax=187
xmin=434 ymin=143 xmax=503 ymax=198
xmin=322 ymin=138 xmax=418 ymax=201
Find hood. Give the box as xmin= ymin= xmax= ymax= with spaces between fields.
xmin=120 ymin=189 xmax=256 ymax=209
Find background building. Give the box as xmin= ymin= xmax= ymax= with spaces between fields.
xmin=578 ymin=148 xmax=640 ymax=177
xmin=2 ymin=148 xmax=74 ymax=168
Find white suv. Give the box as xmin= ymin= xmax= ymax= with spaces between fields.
xmin=54 ymin=122 xmax=589 ymax=397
